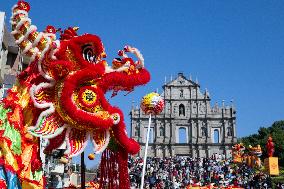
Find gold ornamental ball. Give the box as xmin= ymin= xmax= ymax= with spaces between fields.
xmin=88 ymin=153 xmax=95 ymax=160
xmin=140 ymin=92 xmax=164 ymax=115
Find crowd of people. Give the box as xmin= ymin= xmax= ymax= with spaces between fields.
xmin=128 ymin=154 xmax=272 ymax=188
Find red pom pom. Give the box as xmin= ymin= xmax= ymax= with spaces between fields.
xmin=118 ymin=50 xmax=124 ymax=56
xmin=60 ymin=27 xmax=79 ymax=40
xmin=46 ymin=25 xmax=56 ymax=34
xmin=17 ymin=1 xmax=30 ymax=12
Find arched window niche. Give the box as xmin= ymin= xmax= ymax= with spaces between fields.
xmin=179 ymin=104 xmax=185 ymax=116
xmin=213 ymin=129 xmax=219 ymax=143
xmin=227 ymin=127 xmax=233 ymax=137
xmin=160 ymin=127 xmax=165 ymax=137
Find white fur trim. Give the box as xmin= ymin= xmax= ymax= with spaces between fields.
xmin=15 ymin=17 xmax=31 ymax=31
xmin=11 ymin=30 xmax=18 ymax=35
xmin=29 ymin=83 xmax=54 ymax=109
xmin=26 ymin=24 xmax=37 ymax=37
xmin=22 ymin=42 xmax=32 ymax=54
xmin=10 ymin=9 xmax=28 ymax=24
xmin=11 ymin=5 xmax=18 ymax=12
xmin=38 ymin=59 xmax=56 ymax=81
xmin=13 ymin=9 xmax=28 ymax=16
xmin=38 ymin=37 xmax=51 ymax=62
xmin=29 ymin=124 xmax=67 ymax=139
xmin=38 ymin=58 xmax=55 ymax=81
xmin=32 ymin=32 xmax=43 ymax=48
xmin=28 ymin=105 xmax=55 ymax=131
xmin=15 ymin=24 xmax=36 ymax=44
xmin=37 ymin=36 xmax=55 ymax=81
xmin=30 ymin=48 xmax=39 ymax=62
xmin=15 ymin=35 xmax=25 ymax=44
xmin=49 ymin=40 xmax=60 ymax=60
xmin=130 ymin=47 xmax=144 ymax=68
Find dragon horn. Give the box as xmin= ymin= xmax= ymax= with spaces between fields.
xmin=10 ymin=1 xmax=57 ymax=62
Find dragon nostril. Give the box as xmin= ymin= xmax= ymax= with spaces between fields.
xmin=114 ymin=58 xmax=122 ymax=61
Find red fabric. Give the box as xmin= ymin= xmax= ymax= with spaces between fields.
xmin=17 ymin=61 xmax=46 ymax=87
xmin=44 ymin=130 xmax=66 ymax=153
xmin=98 ymin=68 xmax=150 ymax=94
xmin=7 ymin=105 xmax=24 ymax=131
xmin=59 ymin=27 xmax=78 ymax=40
xmin=49 ymin=60 xmax=75 ymax=80
xmin=31 ymin=159 xmax=42 ymax=173
xmin=0 ymin=179 xmax=7 ymax=189
xmin=60 ymin=63 xmax=115 ymax=130
xmin=112 ymin=116 xmax=140 ymax=155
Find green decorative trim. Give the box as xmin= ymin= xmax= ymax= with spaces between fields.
xmin=0 ymin=104 xmax=22 ymax=154
xmin=3 ymin=123 xmax=22 ymax=154
xmin=31 ymin=169 xmax=43 ymax=182
xmin=0 ymin=105 xmax=10 ymax=121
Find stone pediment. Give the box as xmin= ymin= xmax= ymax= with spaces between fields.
xmin=166 ymin=73 xmax=198 ymax=87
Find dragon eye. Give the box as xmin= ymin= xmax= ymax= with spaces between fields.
xmin=82 ymin=44 xmax=96 ymax=63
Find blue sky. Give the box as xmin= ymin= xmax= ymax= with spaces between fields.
xmin=2 ymin=0 xmax=284 ymax=167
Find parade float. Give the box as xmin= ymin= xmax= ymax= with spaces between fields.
xmin=0 ymin=1 xmax=150 ymax=188
xmin=232 ymin=143 xmax=245 ymax=163
xmin=246 ymin=144 xmax=262 ymax=168
xmin=232 ymin=143 xmax=262 ymax=169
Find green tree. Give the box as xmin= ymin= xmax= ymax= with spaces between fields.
xmin=239 ymin=120 xmax=284 ymax=166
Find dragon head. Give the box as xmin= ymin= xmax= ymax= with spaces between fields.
xmin=10 ymin=1 xmax=149 ymax=157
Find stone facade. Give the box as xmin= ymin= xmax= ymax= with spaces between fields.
xmin=130 ymin=73 xmax=237 ymax=158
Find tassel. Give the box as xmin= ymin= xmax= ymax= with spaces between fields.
xmin=99 ymin=147 xmax=130 ymax=189
xmin=117 ymin=148 xmax=130 ymax=189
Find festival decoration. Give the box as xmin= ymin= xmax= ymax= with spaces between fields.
xmin=88 ymin=153 xmax=95 ymax=160
xmin=0 ymin=1 xmax=150 ymax=188
xmin=140 ymin=92 xmax=164 ymax=189
xmin=232 ymin=143 xmax=245 ymax=163
xmin=266 ymin=136 xmax=275 ymax=157
xmin=247 ymin=145 xmax=262 ymax=168
xmin=264 ymin=136 xmax=279 ymax=175
xmin=78 ymin=181 xmax=99 ymax=189
xmin=141 ymin=92 xmax=164 ymax=115
xmin=232 ymin=143 xmax=262 ymax=168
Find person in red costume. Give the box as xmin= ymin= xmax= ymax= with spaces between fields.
xmin=266 ymin=136 xmax=275 ymax=157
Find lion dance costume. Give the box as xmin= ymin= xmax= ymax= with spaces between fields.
xmin=0 ymin=1 xmax=150 ymax=188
